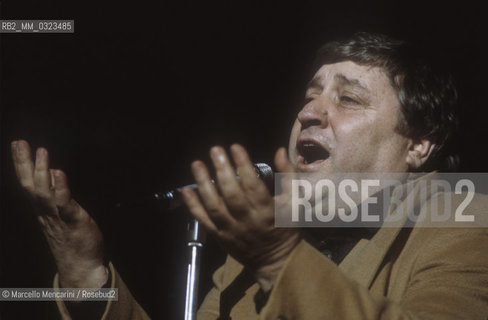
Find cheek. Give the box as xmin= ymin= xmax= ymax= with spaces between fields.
xmin=332 ymin=108 xmax=397 ymax=144
xmin=330 ymin=114 xmax=380 ymax=158
xmin=330 ymin=112 xmax=374 ymax=144
xmin=333 ymin=113 xmax=407 ymax=170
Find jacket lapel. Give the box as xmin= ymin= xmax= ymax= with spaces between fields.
xmin=338 ymin=172 xmax=432 ymax=288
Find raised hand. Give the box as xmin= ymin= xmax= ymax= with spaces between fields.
xmin=182 ymin=144 xmax=301 ymax=291
xmin=11 ymin=140 xmax=107 ymax=289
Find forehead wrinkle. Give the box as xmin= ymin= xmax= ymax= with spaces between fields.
xmin=308 ymin=63 xmax=394 ymax=101
xmin=307 ymin=77 xmax=323 ymax=91
xmin=334 ymin=73 xmax=370 ymax=94
xmin=306 ymin=72 xmax=371 ymax=95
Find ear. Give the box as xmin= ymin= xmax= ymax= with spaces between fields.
xmin=405 ymin=138 xmax=435 ymax=170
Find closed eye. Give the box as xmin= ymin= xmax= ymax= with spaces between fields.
xmin=304 ymin=97 xmax=313 ymax=104
xmin=304 ymin=95 xmax=318 ymax=105
xmin=340 ymin=95 xmax=360 ymax=105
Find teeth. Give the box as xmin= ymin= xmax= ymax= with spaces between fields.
xmin=299 ymin=141 xmax=329 ymax=164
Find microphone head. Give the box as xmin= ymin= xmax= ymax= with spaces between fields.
xmin=253 ymin=163 xmax=274 ymax=192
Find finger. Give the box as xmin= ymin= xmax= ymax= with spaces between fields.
xmin=274 ymin=147 xmax=296 ymax=196
xmin=52 ymin=170 xmax=72 ymax=207
xmin=274 ymin=147 xmax=294 ymax=173
xmin=210 ymin=146 xmax=248 ymax=212
xmin=33 ymin=147 xmax=53 ymax=199
xmin=191 ymin=160 xmax=234 ymax=228
xmin=11 ymin=140 xmax=35 ymax=193
xmin=230 ymin=144 xmax=270 ymax=201
xmin=52 ymin=170 xmax=84 ymax=221
xmin=182 ymin=188 xmax=218 ymax=233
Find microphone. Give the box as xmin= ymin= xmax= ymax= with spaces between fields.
xmin=157 ymin=163 xmax=273 ymax=210
xmin=116 ymin=163 xmax=274 ymax=210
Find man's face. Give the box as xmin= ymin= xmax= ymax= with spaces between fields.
xmin=289 ymin=61 xmax=411 ymax=173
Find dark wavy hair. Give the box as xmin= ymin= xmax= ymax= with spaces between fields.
xmin=313 ymin=32 xmax=459 ymax=171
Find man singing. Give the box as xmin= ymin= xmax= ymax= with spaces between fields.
xmin=11 ymin=32 xmax=488 ymax=319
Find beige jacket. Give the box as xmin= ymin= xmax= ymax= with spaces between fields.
xmin=57 ymin=176 xmax=488 ymax=319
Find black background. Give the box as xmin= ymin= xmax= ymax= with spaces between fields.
xmin=1 ymin=0 xmax=487 ymax=319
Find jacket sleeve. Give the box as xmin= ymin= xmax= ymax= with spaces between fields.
xmin=260 ymin=229 xmax=488 ymax=320
xmin=54 ymin=262 xmax=151 ymax=320
xmin=197 ymin=255 xmax=261 ymax=320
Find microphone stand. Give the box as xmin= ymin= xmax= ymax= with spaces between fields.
xmin=184 ymin=219 xmax=205 ymax=320
xmin=151 ymin=187 xmax=206 ymax=320
xmin=145 ymin=163 xmax=271 ymax=319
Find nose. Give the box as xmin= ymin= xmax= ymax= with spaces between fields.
xmin=297 ymin=99 xmax=328 ymax=130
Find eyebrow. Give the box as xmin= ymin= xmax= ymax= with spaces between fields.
xmin=334 ymin=74 xmax=369 ymax=93
xmin=306 ymin=77 xmax=323 ymax=92
xmin=306 ymin=73 xmax=370 ymax=94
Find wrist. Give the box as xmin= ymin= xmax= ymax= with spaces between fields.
xmin=253 ymin=235 xmax=302 ymax=292
xmin=58 ymin=264 xmax=109 ymax=289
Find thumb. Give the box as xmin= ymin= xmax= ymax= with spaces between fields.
xmin=274 ymin=147 xmax=294 ymax=173
xmin=274 ymin=147 xmax=296 ymax=198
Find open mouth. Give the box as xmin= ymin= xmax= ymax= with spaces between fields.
xmin=297 ymin=140 xmax=330 ymax=165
